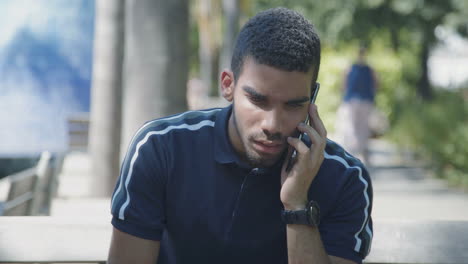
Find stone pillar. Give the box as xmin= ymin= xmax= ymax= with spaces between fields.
xmin=88 ymin=0 xmax=125 ymax=197
xmin=121 ymin=0 xmax=189 ymax=155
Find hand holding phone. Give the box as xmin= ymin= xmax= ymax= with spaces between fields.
xmin=285 ymin=83 xmax=320 ymax=172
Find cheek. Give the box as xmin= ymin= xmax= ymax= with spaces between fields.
xmin=283 ymin=110 xmax=307 ymax=136
xmin=283 ymin=117 xmax=300 ymax=136
xmin=235 ymin=97 xmax=261 ymax=129
xmin=240 ymin=110 xmax=261 ymax=136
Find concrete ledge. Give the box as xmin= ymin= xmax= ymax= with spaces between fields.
xmin=366 ymin=219 xmax=468 ymax=264
xmin=0 ymin=216 xmax=111 ymax=263
xmin=1 ymin=217 xmax=467 ymax=263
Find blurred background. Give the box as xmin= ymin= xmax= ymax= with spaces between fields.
xmin=0 ymin=0 xmax=467 ymax=210
xmin=0 ymin=0 xmax=93 ymax=172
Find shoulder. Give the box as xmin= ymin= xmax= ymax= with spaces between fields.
xmin=314 ymin=140 xmax=373 ymax=258
xmin=112 ymin=108 xmax=224 ymax=220
xmin=323 ymin=138 xmax=365 ymax=171
xmin=313 ymin=139 xmax=372 ymax=208
xmin=120 ymin=108 xmax=224 ymax=173
xmin=127 ymin=108 xmax=222 ymax=149
xmin=135 ymin=108 xmax=222 ymax=140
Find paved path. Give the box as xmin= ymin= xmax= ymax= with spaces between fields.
xmin=51 ymin=139 xmax=468 ymax=221
xmin=51 ymin=151 xmax=110 ymax=218
xmin=368 ymin=139 xmax=468 ymax=221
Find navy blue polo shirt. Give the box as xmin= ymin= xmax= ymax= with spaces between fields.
xmin=111 ymin=105 xmax=373 ymax=264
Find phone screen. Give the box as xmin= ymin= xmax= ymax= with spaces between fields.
xmin=285 ymin=82 xmax=320 ymax=172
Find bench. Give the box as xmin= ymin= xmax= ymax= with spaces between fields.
xmin=0 ymin=152 xmax=64 ymax=216
xmin=0 ymin=217 xmax=467 ymax=263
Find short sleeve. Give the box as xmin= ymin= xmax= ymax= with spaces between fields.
xmin=110 ymin=127 xmax=168 ymax=241
xmin=319 ymin=165 xmax=373 ymax=264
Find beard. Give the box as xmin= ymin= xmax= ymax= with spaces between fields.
xmin=243 ymin=145 xmax=285 ymax=168
xmin=232 ymin=106 xmax=288 ymax=168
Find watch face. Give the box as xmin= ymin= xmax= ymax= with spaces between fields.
xmin=308 ymin=201 xmax=320 ymax=225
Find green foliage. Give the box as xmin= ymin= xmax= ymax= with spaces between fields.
xmin=389 ymin=88 xmax=468 ymax=188
xmin=254 ymin=0 xmax=460 ymax=46
xmin=314 ymin=47 xmax=347 ymax=132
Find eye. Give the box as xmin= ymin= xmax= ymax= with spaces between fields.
xmin=286 ymin=102 xmax=305 ymax=109
xmin=248 ymin=95 xmax=265 ymax=105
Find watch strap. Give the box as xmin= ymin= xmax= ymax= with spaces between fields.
xmin=281 ymin=200 xmax=320 ymax=226
xmin=281 ymin=208 xmax=310 ymax=225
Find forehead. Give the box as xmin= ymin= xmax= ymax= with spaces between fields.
xmin=237 ymin=58 xmax=314 ymax=99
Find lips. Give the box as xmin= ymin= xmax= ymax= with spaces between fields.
xmin=252 ymin=140 xmax=284 ymax=154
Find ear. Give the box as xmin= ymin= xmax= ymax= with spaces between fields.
xmin=220 ymin=70 xmax=235 ymax=102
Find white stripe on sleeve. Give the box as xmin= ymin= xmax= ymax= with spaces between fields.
xmin=111 ymin=109 xmax=221 ymax=208
xmin=323 ymin=151 xmax=372 ymax=253
xmin=115 ymin=120 xmax=215 ymax=220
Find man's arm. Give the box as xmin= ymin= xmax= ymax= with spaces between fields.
xmin=108 ymin=228 xmax=160 ymax=264
xmin=108 ymin=124 xmax=169 ymax=263
xmin=281 ymin=104 xmax=359 ymax=264
xmin=286 ymin=224 xmax=357 ymax=264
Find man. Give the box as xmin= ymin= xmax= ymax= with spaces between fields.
xmin=108 ymin=7 xmax=373 ymax=264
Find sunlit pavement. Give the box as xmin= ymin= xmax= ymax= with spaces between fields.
xmin=51 ymin=139 xmax=468 ymax=221
xmin=51 ymin=151 xmax=111 ymax=218
xmin=368 ymin=139 xmax=468 ymax=221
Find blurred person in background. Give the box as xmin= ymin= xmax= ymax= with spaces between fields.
xmin=337 ymin=45 xmax=378 ymax=166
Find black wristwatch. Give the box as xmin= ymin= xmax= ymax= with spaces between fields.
xmin=281 ymin=200 xmax=320 ymax=227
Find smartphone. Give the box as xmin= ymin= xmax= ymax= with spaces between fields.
xmin=285 ymin=82 xmax=320 ymax=172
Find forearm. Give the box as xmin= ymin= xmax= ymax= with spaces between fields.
xmin=108 ymin=228 xmax=160 ymax=264
xmin=286 ymin=224 xmax=331 ymax=264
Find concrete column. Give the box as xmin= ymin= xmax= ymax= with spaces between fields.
xmin=219 ymin=0 xmax=239 ymax=73
xmin=121 ymin=0 xmax=189 ymax=155
xmin=88 ymin=0 xmax=125 ymax=197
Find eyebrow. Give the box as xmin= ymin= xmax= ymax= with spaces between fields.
xmin=242 ymin=85 xmax=310 ymax=104
xmin=286 ymin=96 xmax=310 ymax=105
xmin=243 ymin=86 xmax=267 ymax=101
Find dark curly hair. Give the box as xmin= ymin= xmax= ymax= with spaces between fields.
xmin=231 ymin=7 xmax=321 ymax=84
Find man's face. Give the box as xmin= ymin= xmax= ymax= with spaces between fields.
xmin=222 ymin=57 xmax=315 ymax=168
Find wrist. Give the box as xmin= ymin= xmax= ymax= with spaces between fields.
xmin=281 ymin=200 xmax=321 ymax=227
xmin=282 ymin=200 xmax=308 ymax=210
xmin=281 ymin=191 xmax=308 ymax=210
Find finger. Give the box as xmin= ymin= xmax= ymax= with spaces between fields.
xmin=309 ymin=104 xmax=327 ymax=138
xmin=297 ymin=122 xmax=326 ymax=159
xmin=287 ymin=136 xmax=309 ymax=154
xmin=281 ymin=145 xmax=294 ymax=173
xmin=297 ymin=122 xmax=322 ymax=146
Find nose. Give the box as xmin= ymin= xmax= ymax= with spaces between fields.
xmin=261 ymin=109 xmax=284 ymax=140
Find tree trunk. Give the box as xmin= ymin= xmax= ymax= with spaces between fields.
xmin=121 ymin=0 xmax=189 ymax=152
xmin=196 ymin=0 xmax=222 ymax=95
xmin=418 ymin=41 xmax=432 ymax=100
xmin=88 ymin=0 xmax=125 ymax=197
xmin=219 ymin=0 xmax=239 ymax=76
xmin=198 ymin=0 xmax=212 ymax=91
